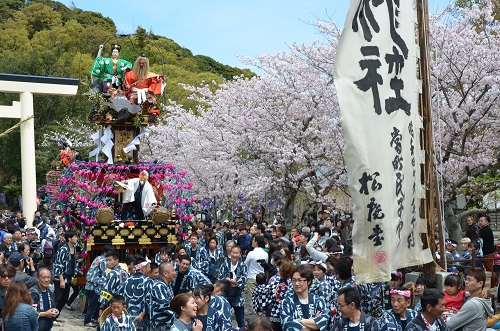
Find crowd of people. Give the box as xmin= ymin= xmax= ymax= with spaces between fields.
xmin=0 ymin=209 xmax=497 ymax=331
xmin=437 ymin=215 xmax=499 ymax=281
xmin=0 ymin=210 xmax=81 ymax=331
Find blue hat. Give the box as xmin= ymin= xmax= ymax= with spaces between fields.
xmin=8 ymin=252 xmax=24 ymax=264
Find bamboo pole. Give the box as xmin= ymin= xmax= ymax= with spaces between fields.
xmin=416 ymin=0 xmax=444 ymax=273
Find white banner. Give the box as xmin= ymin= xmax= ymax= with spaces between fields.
xmin=124 ymin=127 xmax=150 ymax=153
xmin=101 ymin=126 xmax=114 ymax=164
xmin=334 ymin=0 xmax=432 ymax=283
xmin=89 ymin=127 xmax=102 ymax=160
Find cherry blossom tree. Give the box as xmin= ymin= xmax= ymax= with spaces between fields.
xmin=144 ymin=36 xmax=347 ymax=222
xmin=430 ymin=1 xmax=500 ymax=240
xmin=145 ymin=3 xmax=500 ymax=227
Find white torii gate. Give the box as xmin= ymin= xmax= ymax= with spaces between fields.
xmin=0 ymin=74 xmax=79 ymax=226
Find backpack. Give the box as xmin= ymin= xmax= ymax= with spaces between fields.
xmin=43 ymin=239 xmax=54 ymax=258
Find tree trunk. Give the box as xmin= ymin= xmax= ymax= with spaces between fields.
xmin=443 ymin=203 xmax=463 ymax=247
xmin=282 ymin=191 xmax=298 ymax=227
xmin=443 ymin=204 xmax=500 ymax=253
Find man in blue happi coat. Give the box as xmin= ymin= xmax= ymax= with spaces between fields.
xmin=84 ymin=245 xmax=114 ymax=327
xmin=172 ymin=255 xmax=211 ymax=296
xmin=119 ymin=256 xmax=153 ymax=331
xmin=185 ymin=233 xmax=209 ymax=275
xmin=99 ymin=251 xmax=129 ymax=312
xmin=150 ymin=262 xmax=176 ymax=331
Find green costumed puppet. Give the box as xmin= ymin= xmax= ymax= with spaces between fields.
xmin=90 ymin=44 xmax=132 ymax=92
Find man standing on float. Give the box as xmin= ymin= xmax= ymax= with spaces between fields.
xmin=121 ymin=170 xmax=157 ymax=220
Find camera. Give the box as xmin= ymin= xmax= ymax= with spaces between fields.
xmin=52 ymin=309 xmax=58 ymax=314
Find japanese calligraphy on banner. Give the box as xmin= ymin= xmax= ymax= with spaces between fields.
xmin=334 ymin=0 xmax=433 ymax=283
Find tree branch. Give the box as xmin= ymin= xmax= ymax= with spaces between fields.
xmin=456 ymin=208 xmax=500 ymax=220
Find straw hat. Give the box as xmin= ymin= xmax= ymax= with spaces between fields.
xmin=99 ymin=306 xmax=129 ymax=327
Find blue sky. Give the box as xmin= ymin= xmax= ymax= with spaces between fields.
xmin=59 ymin=0 xmax=453 ymax=69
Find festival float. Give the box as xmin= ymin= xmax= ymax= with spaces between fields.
xmin=40 ymin=43 xmax=194 ymax=265
xmin=54 ymin=161 xmax=194 ymax=253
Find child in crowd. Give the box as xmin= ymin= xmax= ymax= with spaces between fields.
xmin=443 ymin=274 xmax=466 ymax=322
xmin=101 ymin=295 xmax=136 ymax=331
xmin=412 ymin=277 xmax=425 ymax=313
xmin=252 ymin=272 xmax=269 ymax=315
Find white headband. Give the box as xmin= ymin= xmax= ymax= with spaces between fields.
xmin=135 ymin=257 xmax=151 ymax=270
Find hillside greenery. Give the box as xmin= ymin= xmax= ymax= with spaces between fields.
xmin=0 ymin=0 xmax=254 ymax=209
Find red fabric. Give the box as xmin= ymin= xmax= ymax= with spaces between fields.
xmin=124 ymin=71 xmax=164 ymax=95
xmin=444 ymin=289 xmax=466 ymax=311
xmin=442 ymin=289 xmax=466 ymax=322
xmin=60 ymin=150 xmax=74 ymax=166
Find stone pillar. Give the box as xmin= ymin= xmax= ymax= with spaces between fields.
xmin=20 ymin=92 xmax=36 ymax=226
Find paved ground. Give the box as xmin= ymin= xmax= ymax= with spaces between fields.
xmin=53 ymin=294 xmax=89 ymax=331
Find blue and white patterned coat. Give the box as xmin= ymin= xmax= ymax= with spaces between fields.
xmin=358 ymin=283 xmax=375 ymax=316
xmin=197 ymin=237 xmax=205 ymax=249
xmin=85 ymin=254 xmax=107 ymax=293
xmin=334 ymin=311 xmax=380 ymax=331
xmin=327 ymin=273 xmax=340 ymax=290
xmin=29 ymin=284 xmax=56 ymax=331
xmin=207 ymin=246 xmax=224 ymax=280
xmin=154 ymin=252 xmax=162 ymax=265
xmin=280 ymin=292 xmax=329 ymax=331
xmin=52 ymin=244 xmax=78 ymax=283
xmin=173 ymin=267 xmax=212 ymax=295
xmin=99 ymin=266 xmax=129 ymax=305
xmin=202 ymin=305 xmax=231 ymax=331
xmin=154 ymin=254 xmax=171 ymax=266
xmin=404 ymin=313 xmax=448 ymax=331
xmin=217 ymin=259 xmax=248 ymax=307
xmin=380 ymin=308 xmax=418 ymax=331
xmin=101 ymin=313 xmax=136 ymax=331
xmin=119 ymin=272 xmax=153 ymax=319
xmin=253 ymin=275 xmax=289 ymax=323
xmin=186 ymin=246 xmax=209 ymax=274
xmin=215 ymin=230 xmax=227 ymax=247
xmin=317 ymin=277 xmax=335 ymax=312
xmin=252 ymin=283 xmax=269 ymax=314
xmin=368 ymin=282 xmax=391 ymax=319
xmin=209 ymin=295 xmax=232 ymax=329
xmin=209 ymin=246 xmax=225 ymax=266
xmin=458 ymin=251 xmax=472 ymax=272
xmin=150 ymin=277 xmax=175 ymax=331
